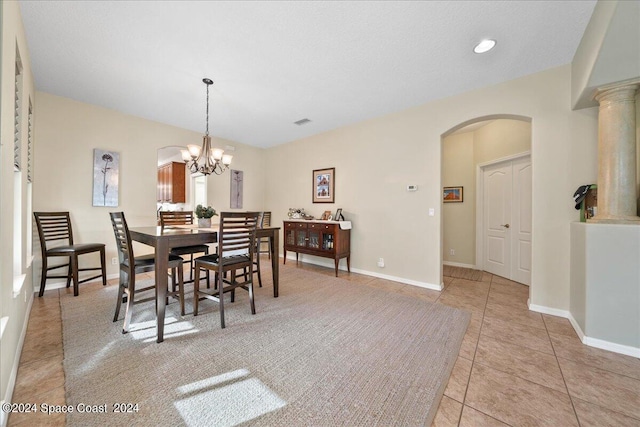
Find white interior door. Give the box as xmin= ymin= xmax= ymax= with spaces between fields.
xmin=483 ymin=163 xmax=512 ymax=278
xmin=481 ymin=156 xmax=531 ymax=285
xmin=511 ymin=157 xmax=532 ymax=285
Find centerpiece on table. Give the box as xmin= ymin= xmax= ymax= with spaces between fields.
xmin=195 ymin=204 xmax=217 ymax=228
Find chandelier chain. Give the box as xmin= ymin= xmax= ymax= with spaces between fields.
xmin=205 ymin=83 xmax=209 ymax=136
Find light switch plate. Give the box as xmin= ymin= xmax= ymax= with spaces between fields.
xmin=428 ymin=208 xmax=435 ymax=216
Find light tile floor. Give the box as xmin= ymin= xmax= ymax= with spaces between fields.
xmin=7 ymin=261 xmax=640 ymax=426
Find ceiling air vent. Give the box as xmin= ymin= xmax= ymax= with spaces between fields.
xmin=294 ymin=118 xmax=311 ymax=126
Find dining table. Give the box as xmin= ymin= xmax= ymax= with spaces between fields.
xmin=128 ymin=224 xmax=280 ymax=343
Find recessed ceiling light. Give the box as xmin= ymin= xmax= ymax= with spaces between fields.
xmin=473 ymin=39 xmax=496 ymax=54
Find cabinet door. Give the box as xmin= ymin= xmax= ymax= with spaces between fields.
xmin=321 ymin=225 xmax=336 ymax=251
xmin=296 ymin=230 xmax=308 ymax=247
xmin=285 ymin=228 xmax=295 ymax=246
xmin=307 ymin=222 xmax=321 ymax=249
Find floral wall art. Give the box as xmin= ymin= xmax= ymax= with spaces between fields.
xmin=230 ymin=169 xmax=243 ymax=209
xmin=92 ymin=149 xmax=119 ymax=207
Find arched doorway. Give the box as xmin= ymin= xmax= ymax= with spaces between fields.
xmin=441 ymin=115 xmax=532 ymax=286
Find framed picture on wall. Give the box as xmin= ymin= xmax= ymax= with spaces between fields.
xmin=313 ymin=167 xmax=335 ymax=203
xmin=92 ymin=149 xmax=119 ymax=207
xmin=443 ymin=186 xmax=463 ymax=203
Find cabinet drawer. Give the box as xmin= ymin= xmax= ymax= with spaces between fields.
xmin=321 ymin=224 xmax=336 ymax=232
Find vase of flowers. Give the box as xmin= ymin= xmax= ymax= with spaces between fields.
xmin=195 ymin=204 xmax=217 ymax=228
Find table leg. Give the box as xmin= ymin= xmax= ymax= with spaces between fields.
xmin=155 ymin=239 xmax=169 ymax=343
xmin=271 ymin=230 xmax=279 ymax=297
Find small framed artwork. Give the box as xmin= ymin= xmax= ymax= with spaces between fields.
xmin=443 ymin=186 xmax=463 ymax=203
xmin=321 ymin=210 xmax=332 ymax=220
xmin=313 ymin=167 xmax=335 ymax=203
xmin=335 ymin=208 xmax=344 ymax=221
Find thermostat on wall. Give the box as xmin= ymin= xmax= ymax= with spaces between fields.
xmin=407 ymin=185 xmax=418 ymax=192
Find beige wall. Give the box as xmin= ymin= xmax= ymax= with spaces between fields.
xmin=265 ymin=65 xmax=600 ymax=309
xmin=442 ymin=132 xmax=475 ymax=266
xmin=33 ymin=92 xmax=266 ymax=281
xmin=474 ymin=120 xmax=531 ymax=165
xmin=1 ymin=0 xmax=36 ymax=412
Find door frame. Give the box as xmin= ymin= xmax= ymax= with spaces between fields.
xmin=475 ymin=151 xmax=531 ymax=275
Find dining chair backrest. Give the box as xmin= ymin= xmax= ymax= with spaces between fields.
xmin=34 ymin=211 xmax=75 ymax=251
xmin=218 ymin=212 xmax=259 ymax=259
xmin=262 ymin=212 xmax=271 ymax=228
xmin=109 ymin=212 xmax=135 ymax=266
xmin=159 ymin=211 xmax=194 ymax=227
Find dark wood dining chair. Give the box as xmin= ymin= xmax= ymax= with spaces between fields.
xmin=258 ymin=211 xmax=271 ymax=259
xmin=193 ymin=211 xmax=259 ymax=328
xmin=110 ymin=212 xmax=185 ymax=334
xmin=159 ymin=211 xmax=210 ymax=284
xmin=33 ymin=211 xmax=107 ymax=297
xmin=240 ymin=211 xmax=267 ymax=288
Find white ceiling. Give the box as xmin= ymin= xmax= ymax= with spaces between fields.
xmin=19 ymin=1 xmax=596 ymax=148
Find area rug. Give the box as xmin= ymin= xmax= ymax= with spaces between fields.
xmin=443 ymin=265 xmax=484 ymax=281
xmin=60 ymin=265 xmax=469 ymax=426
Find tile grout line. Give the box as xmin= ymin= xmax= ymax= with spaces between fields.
xmin=455 ymin=272 xmax=521 ymax=427
xmin=542 ymin=313 xmax=582 ymax=427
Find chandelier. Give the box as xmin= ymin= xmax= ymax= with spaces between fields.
xmin=181 ymin=78 xmax=232 ymax=175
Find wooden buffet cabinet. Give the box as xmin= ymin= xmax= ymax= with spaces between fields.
xmin=283 ymin=220 xmax=351 ymax=276
xmin=157 ymin=161 xmax=186 ymax=203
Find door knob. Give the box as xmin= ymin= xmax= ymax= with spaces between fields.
xmin=501 ymin=224 xmax=510 ymax=229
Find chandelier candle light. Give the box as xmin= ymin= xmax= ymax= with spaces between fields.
xmin=181 ymin=78 xmax=232 ymax=175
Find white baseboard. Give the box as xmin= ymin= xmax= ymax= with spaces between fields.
xmin=282 ymin=254 xmax=443 ymax=291
xmin=443 ymin=261 xmax=477 ymax=269
xmin=529 ymin=302 xmax=640 ymax=358
xmin=528 ymin=302 xmax=570 ymax=318
xmin=1 ymin=293 xmax=33 ymax=427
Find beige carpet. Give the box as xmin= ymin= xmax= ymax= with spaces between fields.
xmin=61 ymin=265 xmax=469 ymax=426
xmin=443 ymin=265 xmax=484 ymax=281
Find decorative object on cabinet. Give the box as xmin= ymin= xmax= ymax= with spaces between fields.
xmin=181 ymin=78 xmax=232 ymax=176
xmin=288 ymin=208 xmax=305 ymax=219
xmin=320 ymin=210 xmax=332 ymax=220
xmin=283 ymin=220 xmax=351 ymax=277
xmin=230 ymin=169 xmax=243 ymax=209
xmin=157 ymin=161 xmax=186 ymax=203
xmin=313 ymin=167 xmax=335 ymax=203
xmin=92 ymin=149 xmax=119 ymax=207
xmin=443 ymin=186 xmax=463 ymax=203
xmin=335 ymin=208 xmax=345 ymax=221
xmin=575 ymin=184 xmax=597 ymax=222
xmin=195 ymin=204 xmax=218 ymax=228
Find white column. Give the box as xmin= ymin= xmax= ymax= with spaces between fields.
xmin=589 ymin=83 xmax=640 ymax=224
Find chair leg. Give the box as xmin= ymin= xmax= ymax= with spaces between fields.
xmin=100 ymin=248 xmax=107 ymax=287
xmin=218 ymin=271 xmax=225 ymax=329
xmin=178 ymin=264 xmax=185 ymax=316
xmin=230 ymin=270 xmax=236 ymax=303
xmin=193 ymin=263 xmax=200 ymax=316
xmin=39 ymin=257 xmax=48 ymax=297
xmin=123 ymin=274 xmax=135 ymax=334
xmin=256 ymin=253 xmax=262 ymax=288
xmin=113 ymin=270 xmax=125 ymax=322
xmin=71 ymin=255 xmax=80 ymax=296
xmin=204 ymin=247 xmax=210 ymax=289
xmin=188 ymin=254 xmax=194 ymax=283
xmin=248 ymin=279 xmax=256 ymax=315
xmin=66 ymin=260 xmax=73 ymax=289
